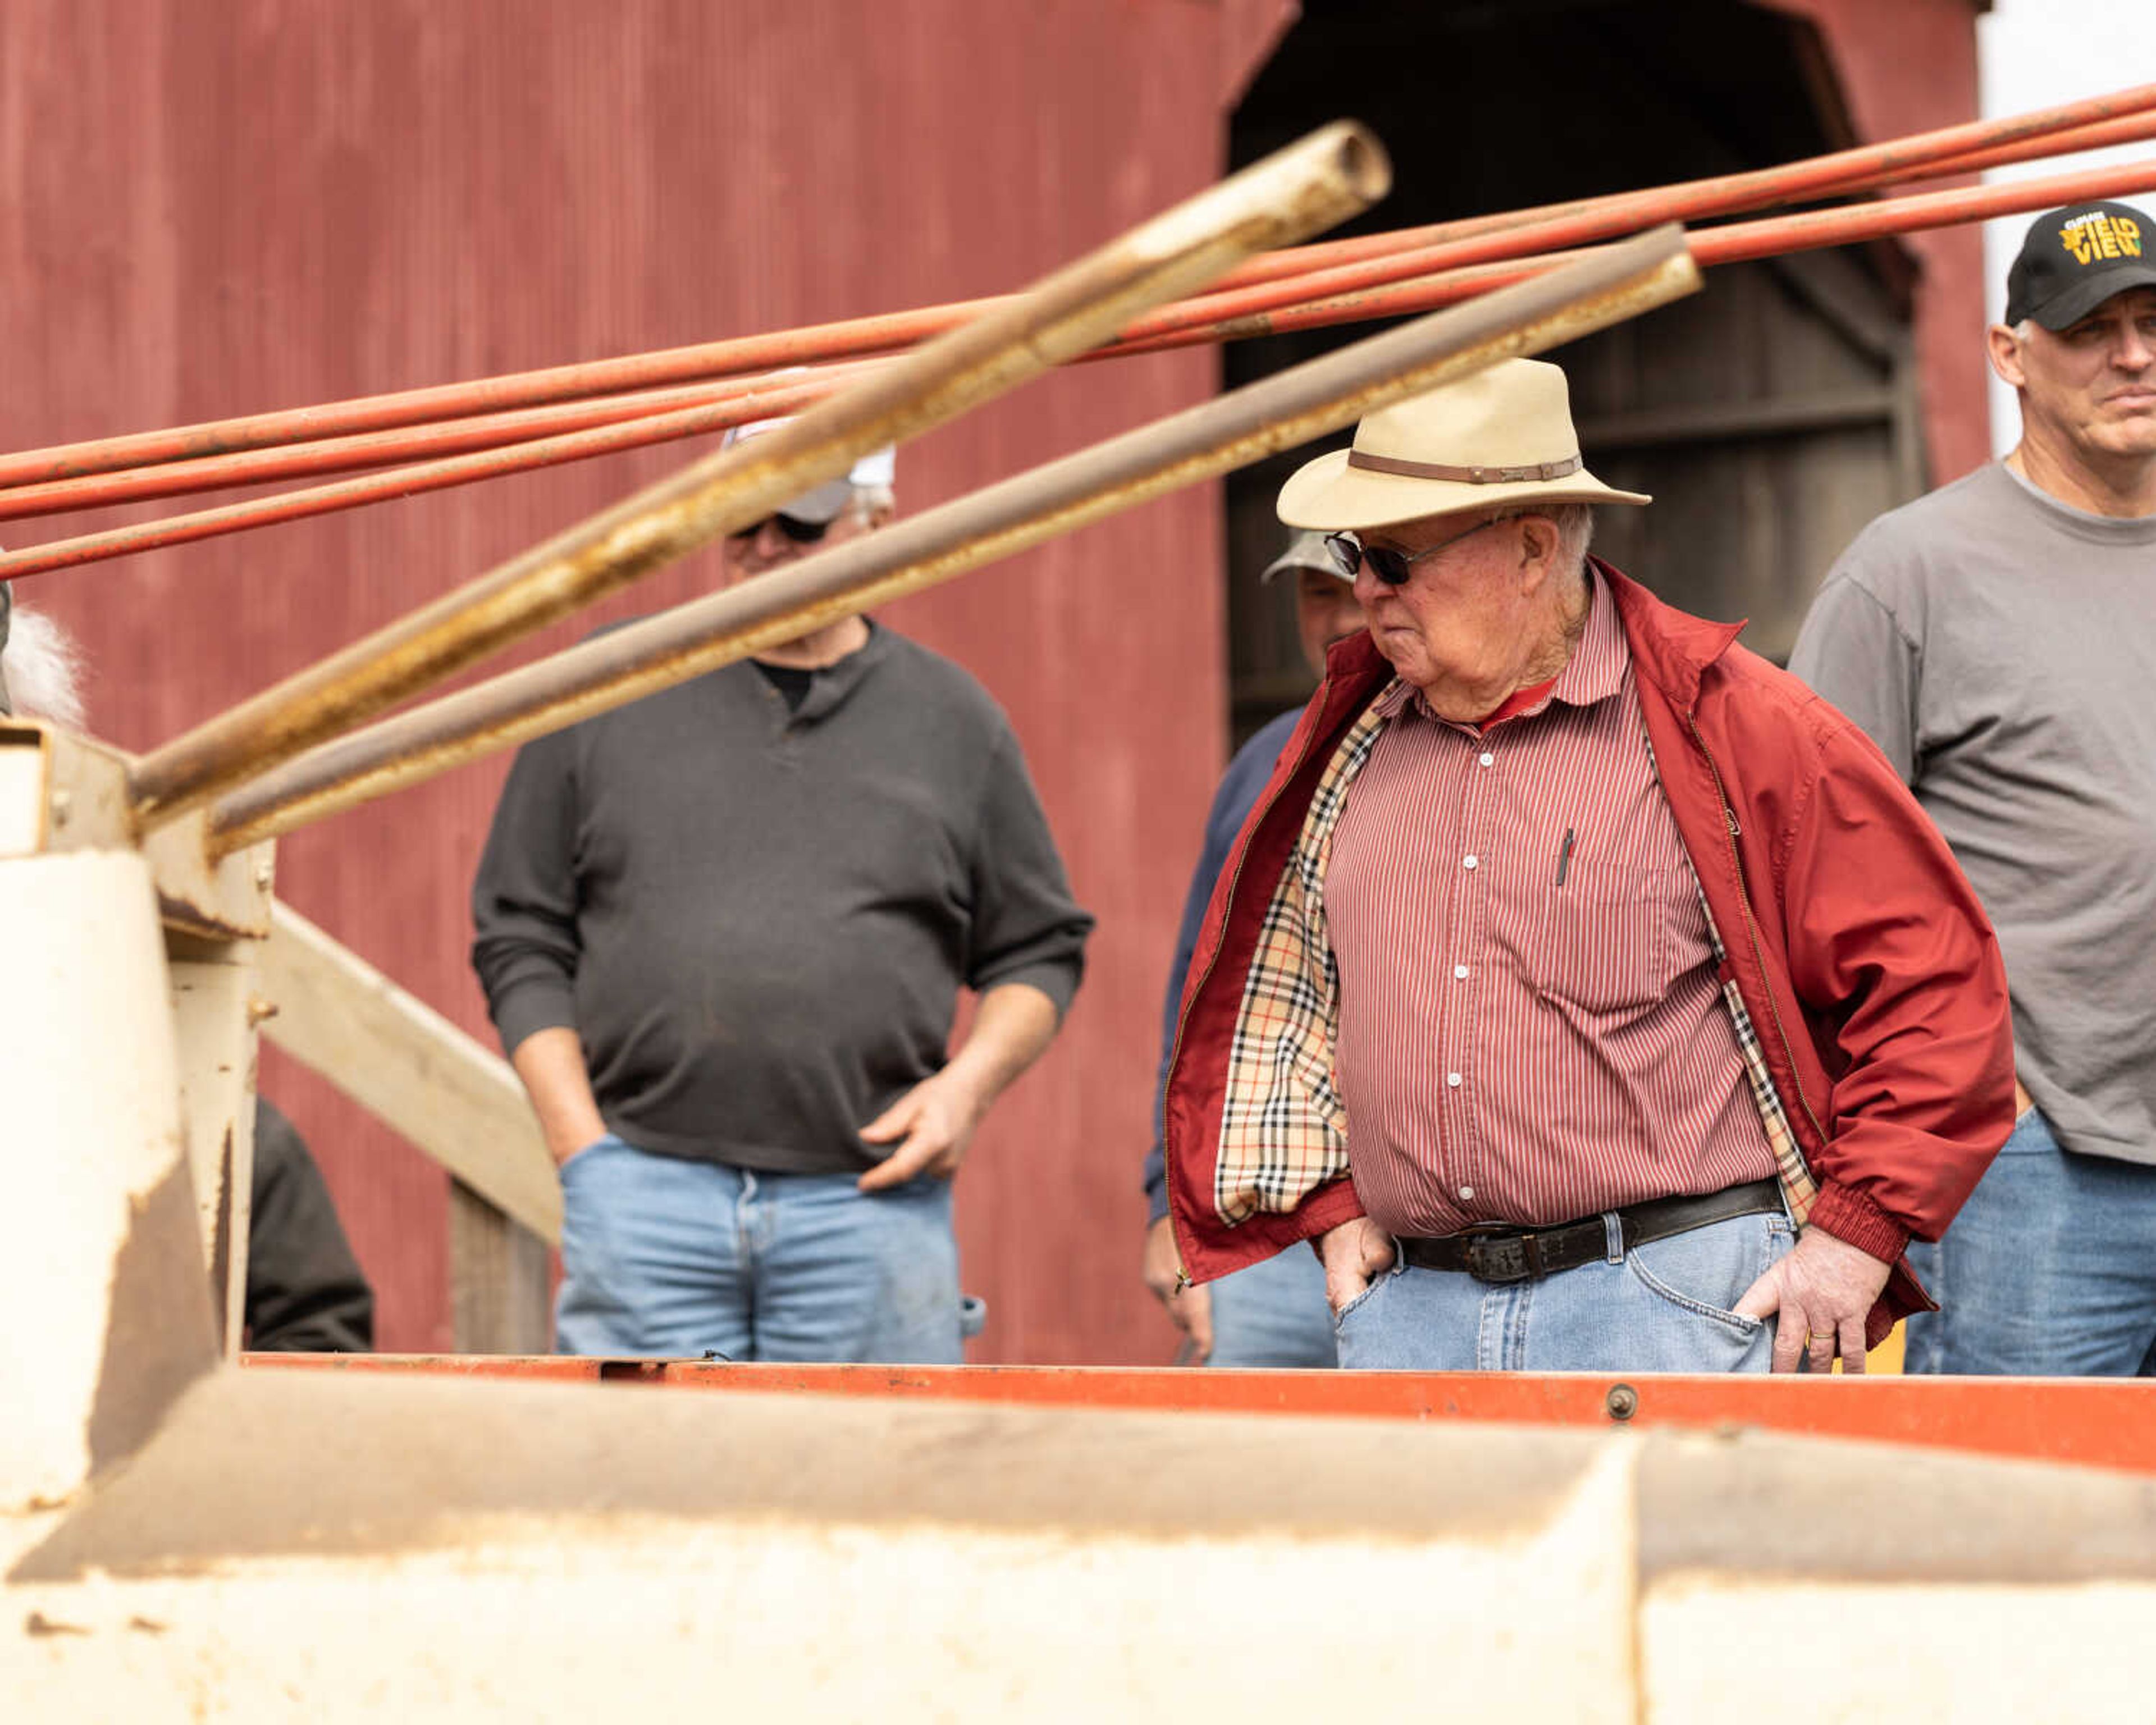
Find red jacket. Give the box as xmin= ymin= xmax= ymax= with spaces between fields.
xmin=1163 ymin=563 xmax=2015 ymax=1343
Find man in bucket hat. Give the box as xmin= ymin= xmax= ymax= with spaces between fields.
xmin=1790 ymin=201 xmax=2156 ymax=1377
xmin=1161 ymin=358 xmax=2015 ymax=1373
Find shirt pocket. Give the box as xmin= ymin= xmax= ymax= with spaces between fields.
xmin=1530 ymin=865 xmax=1689 ymax=1014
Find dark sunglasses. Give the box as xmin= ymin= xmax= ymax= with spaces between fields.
xmin=1323 ymin=517 xmax=1502 ymax=586
xmin=729 ymin=513 xmax=830 ymax=546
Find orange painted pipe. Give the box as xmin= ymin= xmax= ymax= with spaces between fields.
xmin=1203 ymin=93 xmax=2156 ymax=294
xmin=0 ymin=372 xmax=844 ymax=580
xmin=1106 ymin=149 xmax=2156 ymax=358
xmin=6 ymin=152 xmax=2156 ymax=585
xmin=0 ymin=363 xmax=880 ymax=524
xmin=9 ymin=99 xmax=2156 ymax=527
xmin=4 ymin=83 xmax=2155 ymax=497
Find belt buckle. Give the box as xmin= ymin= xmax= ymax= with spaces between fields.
xmin=1465 ymin=1232 xmax=1537 ymax=1284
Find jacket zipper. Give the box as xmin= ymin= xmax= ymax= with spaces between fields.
xmin=1159 ymin=693 xmax=1339 ymax=1289
xmin=1684 ymin=712 xmax=1831 ymax=1153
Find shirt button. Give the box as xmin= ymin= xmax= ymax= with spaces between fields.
xmin=1447 ymin=1072 xmax=1462 ymax=1088
xmin=1478 ymin=752 xmax=1494 ymax=768
xmin=1459 ymin=1185 xmax=1475 ymax=1202
xmin=1453 ymin=964 xmax=1469 ymax=980
xmin=1462 ymin=855 xmax=1478 ymax=870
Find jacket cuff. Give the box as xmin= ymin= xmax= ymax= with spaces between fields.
xmin=1805 ymin=1180 xmax=1910 ymax=1265
xmin=1299 ymin=1179 xmax=1369 ymax=1259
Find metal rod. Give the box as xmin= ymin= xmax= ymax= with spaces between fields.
xmin=0 ymin=363 xmax=882 ymax=524
xmin=10 ymin=145 xmax=2153 ymax=592
xmin=3 ymin=83 xmax=2150 ymax=496
xmin=205 ymin=228 xmax=1700 ymax=851
xmin=10 ymin=99 xmax=2156 ymax=539
xmin=122 ymin=122 xmax=1389 ymax=827
xmin=1103 ymin=150 xmax=2156 ymax=355
xmin=1204 ymin=88 xmax=2156 ymax=292
xmin=0 ymin=371 xmax=864 ymax=578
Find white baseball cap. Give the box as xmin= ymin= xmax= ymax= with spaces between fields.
xmin=722 ymin=414 xmax=897 ymax=526
xmin=1260 ymin=530 xmax=1351 ymax=584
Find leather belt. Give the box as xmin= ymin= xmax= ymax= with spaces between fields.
xmin=1395 ymin=1178 xmax=1782 ymax=1285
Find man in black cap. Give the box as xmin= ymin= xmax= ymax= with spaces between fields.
xmin=1789 ymin=200 xmax=2156 ymax=1377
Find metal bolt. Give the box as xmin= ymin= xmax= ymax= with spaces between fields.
xmin=253 ymin=861 xmax=275 ymax=891
xmin=245 ymin=996 xmax=281 ymax=1028
xmin=49 ymin=788 xmax=72 ymax=828
xmin=1605 ymin=1382 xmax=1638 ymax=1422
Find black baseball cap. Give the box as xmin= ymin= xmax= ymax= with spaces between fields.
xmin=2006 ymin=200 xmax=2156 ymax=331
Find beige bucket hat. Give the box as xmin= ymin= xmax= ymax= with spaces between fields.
xmin=1277 ymin=357 xmax=1648 ymax=531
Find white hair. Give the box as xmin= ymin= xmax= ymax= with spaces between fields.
xmin=1492 ymin=501 xmax=1595 ymax=577
xmin=1 ymin=605 xmax=88 ymax=731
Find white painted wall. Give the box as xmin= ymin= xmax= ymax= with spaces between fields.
xmin=1980 ymin=4 xmax=2156 ymax=454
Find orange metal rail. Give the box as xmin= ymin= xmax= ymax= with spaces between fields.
xmin=245 ymin=1354 xmax=2156 ymax=1478
xmin=10 ymin=152 xmax=2156 ymax=587
xmin=6 ymin=81 xmax=2154 ymax=495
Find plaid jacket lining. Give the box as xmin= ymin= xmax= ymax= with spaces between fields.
xmin=1213 ymin=688 xmax=1817 ymax=1231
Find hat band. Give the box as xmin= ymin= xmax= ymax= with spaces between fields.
xmin=1347 ymin=450 xmax=1583 ymax=485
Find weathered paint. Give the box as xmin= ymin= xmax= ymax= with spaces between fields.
xmin=0 ymin=847 xmax=217 ymax=1509
xmin=1 ymin=1 xmax=1273 ymax=1357
xmin=245 ymin=1354 xmax=2156 ymax=1478
xmin=7 ymin=1370 xmax=2156 ymax=1719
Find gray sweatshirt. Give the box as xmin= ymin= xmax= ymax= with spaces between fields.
xmin=1789 ymin=462 xmax=2156 ymax=1167
xmin=471 ymin=624 xmax=1092 ymax=1175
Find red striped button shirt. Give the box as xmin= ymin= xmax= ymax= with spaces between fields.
xmin=1324 ymin=572 xmax=1774 ymax=1239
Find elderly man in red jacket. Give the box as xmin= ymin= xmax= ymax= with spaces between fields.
xmin=1161 ymin=358 xmax=2015 ymax=1374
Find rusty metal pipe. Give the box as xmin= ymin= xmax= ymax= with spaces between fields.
xmin=124 ymin=122 xmax=1390 ymax=828
xmin=1205 ymin=87 xmax=2156 ymax=292
xmin=7 ymin=146 xmax=2152 ymax=591
xmin=0 ymin=371 xmax=872 ymax=582
xmin=0 ymin=81 xmax=2147 ymax=501
xmin=205 ymin=229 xmax=1698 ymax=851
xmin=1102 ymin=150 xmax=2156 ymax=357
xmin=12 ymin=99 xmax=2156 ymax=541
xmin=0 ymin=364 xmax=884 ymax=524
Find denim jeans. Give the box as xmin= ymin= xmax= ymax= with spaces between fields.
xmin=555 ymin=1135 xmax=975 ymax=1363
xmin=1209 ymin=1245 xmax=1337 ymax=1368
xmin=1903 ymin=1108 xmax=2156 ymax=1377
xmin=1333 ymin=1208 xmax=1793 ymax=1372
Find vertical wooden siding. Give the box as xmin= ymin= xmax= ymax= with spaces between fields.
xmin=1764 ymin=0 xmax=1989 ymax=481
xmin=0 ymin=0 xmax=1278 ymax=1360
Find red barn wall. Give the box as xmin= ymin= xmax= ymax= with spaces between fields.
xmin=1763 ymin=0 xmax=1991 ymax=482
xmin=2 ymin=0 xmax=1288 ymax=1361
xmin=2 ymin=0 xmax=1983 ymax=1364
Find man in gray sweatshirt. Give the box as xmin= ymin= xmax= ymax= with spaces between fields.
xmin=1789 ymin=200 xmax=2156 ymax=1377
xmin=472 ymin=437 xmax=1093 ymax=1363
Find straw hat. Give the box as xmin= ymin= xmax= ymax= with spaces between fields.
xmin=1276 ymin=358 xmax=1648 ymax=531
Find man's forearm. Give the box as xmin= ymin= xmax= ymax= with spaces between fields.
xmin=943 ymin=983 xmax=1061 ymax=1112
xmin=509 ymin=1025 xmax=608 ymax=1166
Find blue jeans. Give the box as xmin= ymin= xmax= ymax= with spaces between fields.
xmin=1209 ymin=1245 xmax=1337 ymax=1368
xmin=1904 ymin=1108 xmax=2156 ymax=1377
xmin=555 ymin=1135 xmax=975 ymax=1363
xmin=1334 ymin=1208 xmax=1793 ymax=1372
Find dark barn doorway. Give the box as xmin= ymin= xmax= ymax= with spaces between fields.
xmin=1224 ymin=0 xmax=1926 ymax=744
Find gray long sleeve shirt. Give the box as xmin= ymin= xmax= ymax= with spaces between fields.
xmin=472 ymin=624 xmax=1092 ymax=1175
xmin=1788 ymin=462 xmax=2156 ymax=1167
